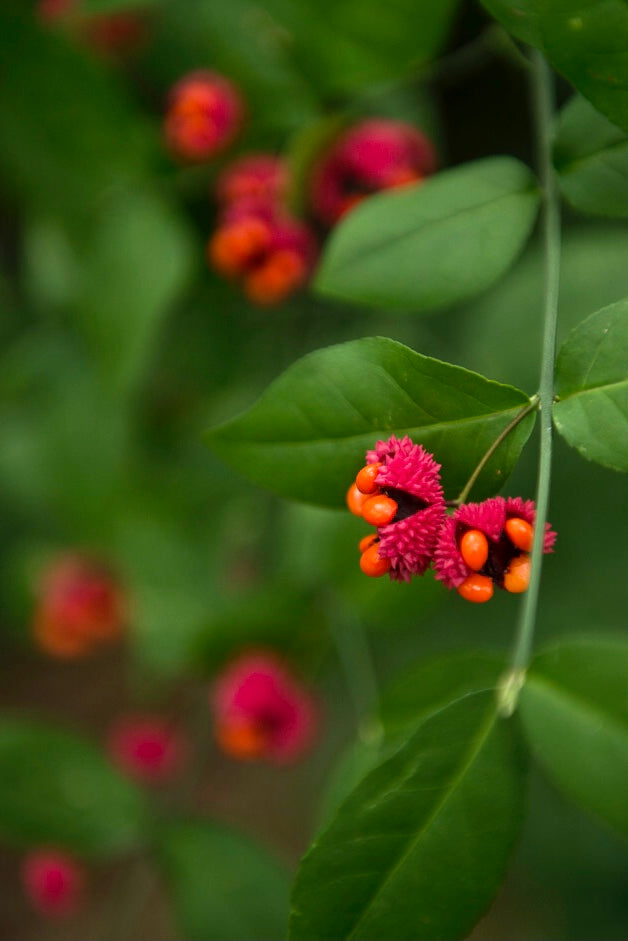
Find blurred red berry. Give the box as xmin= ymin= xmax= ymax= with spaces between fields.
xmin=208 ymin=203 xmax=316 ymax=306
xmin=81 ymin=12 xmax=147 ymax=55
xmin=32 ymin=554 xmax=126 ymax=659
xmin=310 ymin=118 xmax=437 ymax=226
xmin=215 ymin=154 xmax=289 ymax=212
xmin=37 ymin=0 xmax=147 ymax=56
xmin=164 ymin=70 xmax=244 ymax=163
xmin=210 ymin=650 xmax=318 ymax=764
xmin=21 ymin=849 xmax=84 ymax=919
xmin=37 ymin=0 xmax=75 ymax=21
xmin=107 ymin=715 xmax=187 ymax=783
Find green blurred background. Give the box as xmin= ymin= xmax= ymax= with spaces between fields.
xmin=0 ymin=2 xmax=627 ymax=938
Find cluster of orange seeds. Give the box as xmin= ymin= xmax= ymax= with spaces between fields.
xmin=456 ymin=517 xmax=534 ymax=602
xmin=347 ymin=462 xmax=398 ymax=578
xmin=347 ymin=462 xmax=395 ymax=577
xmin=347 ymin=438 xmax=557 ymax=603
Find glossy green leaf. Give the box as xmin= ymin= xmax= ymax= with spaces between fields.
xmin=157 ymin=820 xmax=291 ymax=941
xmin=73 ymin=189 xmax=194 ymax=396
xmin=0 ymin=719 xmax=147 ymax=856
xmin=0 ymin=11 xmax=151 ymax=218
xmin=520 ymin=635 xmax=628 ymax=840
xmin=479 ymin=0 xmax=541 ymax=46
xmin=315 ymin=157 xmax=539 ymax=312
xmin=206 ymin=337 xmax=536 ymax=507
xmin=289 ymin=691 xmax=525 ymax=941
xmin=553 ymin=298 xmax=628 ymax=471
xmin=321 ymin=651 xmax=506 ymax=825
xmin=379 ymin=650 xmax=506 ymax=738
xmin=537 ymin=1 xmax=628 ymax=135
xmin=554 ymin=96 xmax=628 ymax=217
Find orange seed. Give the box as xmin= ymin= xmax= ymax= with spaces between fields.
xmin=459 ymin=529 xmax=489 ymax=571
xmin=361 ymin=494 xmax=398 ymax=527
xmin=347 ymin=483 xmax=369 ymax=517
xmin=355 ymin=462 xmax=382 ymax=495
xmin=457 ymin=574 xmax=494 ymax=604
xmin=505 ymin=517 xmax=534 ymax=553
xmin=358 ymin=533 xmax=378 ymax=554
xmin=504 ymin=554 xmax=531 ymax=593
xmin=359 ymin=543 xmax=391 ymax=577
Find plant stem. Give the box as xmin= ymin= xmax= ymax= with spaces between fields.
xmin=452 ymin=395 xmax=539 ymax=507
xmin=500 ymin=50 xmax=561 ymax=711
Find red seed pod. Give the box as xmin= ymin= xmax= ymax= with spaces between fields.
xmin=310 ymin=118 xmax=437 ymax=226
xmin=21 ymin=850 xmax=84 ymax=918
xmin=210 ymin=650 xmax=318 ymax=764
xmin=107 ymin=715 xmax=187 ymax=783
xmin=244 ymin=249 xmax=307 ymax=306
xmin=164 ymin=71 xmax=244 ymax=162
xmin=32 ymin=554 xmax=126 ymax=659
xmin=215 ymin=154 xmax=288 ymax=209
xmin=208 ymin=216 xmax=272 ymax=278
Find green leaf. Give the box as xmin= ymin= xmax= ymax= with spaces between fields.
xmin=265 ymin=0 xmax=461 ymax=96
xmin=554 ymin=96 xmax=628 ymax=217
xmin=537 ymin=1 xmax=628 ymax=135
xmin=0 ymin=719 xmax=147 ymax=857
xmin=72 ymin=189 xmax=194 ymax=396
xmin=321 ymin=652 xmax=506 ymax=825
xmin=0 ymin=11 xmax=151 ymax=218
xmin=289 ymin=690 xmax=526 ymax=941
xmin=157 ymin=820 xmax=291 ymax=941
xmin=315 ymin=157 xmax=539 ymax=312
xmin=206 ymin=337 xmax=536 ymax=506
xmin=379 ymin=650 xmax=506 ymax=738
xmin=520 ymin=635 xmax=628 ymax=840
xmin=553 ymin=298 xmax=628 ymax=471
xmin=479 ymin=0 xmax=541 ymax=46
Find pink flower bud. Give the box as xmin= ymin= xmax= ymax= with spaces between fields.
xmin=21 ymin=849 xmax=84 ymax=918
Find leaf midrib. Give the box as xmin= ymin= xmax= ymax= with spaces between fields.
xmin=555 ymin=375 xmax=628 ymax=401
xmin=327 ymin=179 xmax=537 ymax=276
xmin=556 ymin=133 xmax=628 ymax=175
xmin=346 ymin=702 xmax=498 ymax=939
xmin=214 ymin=401 xmax=532 ymax=447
